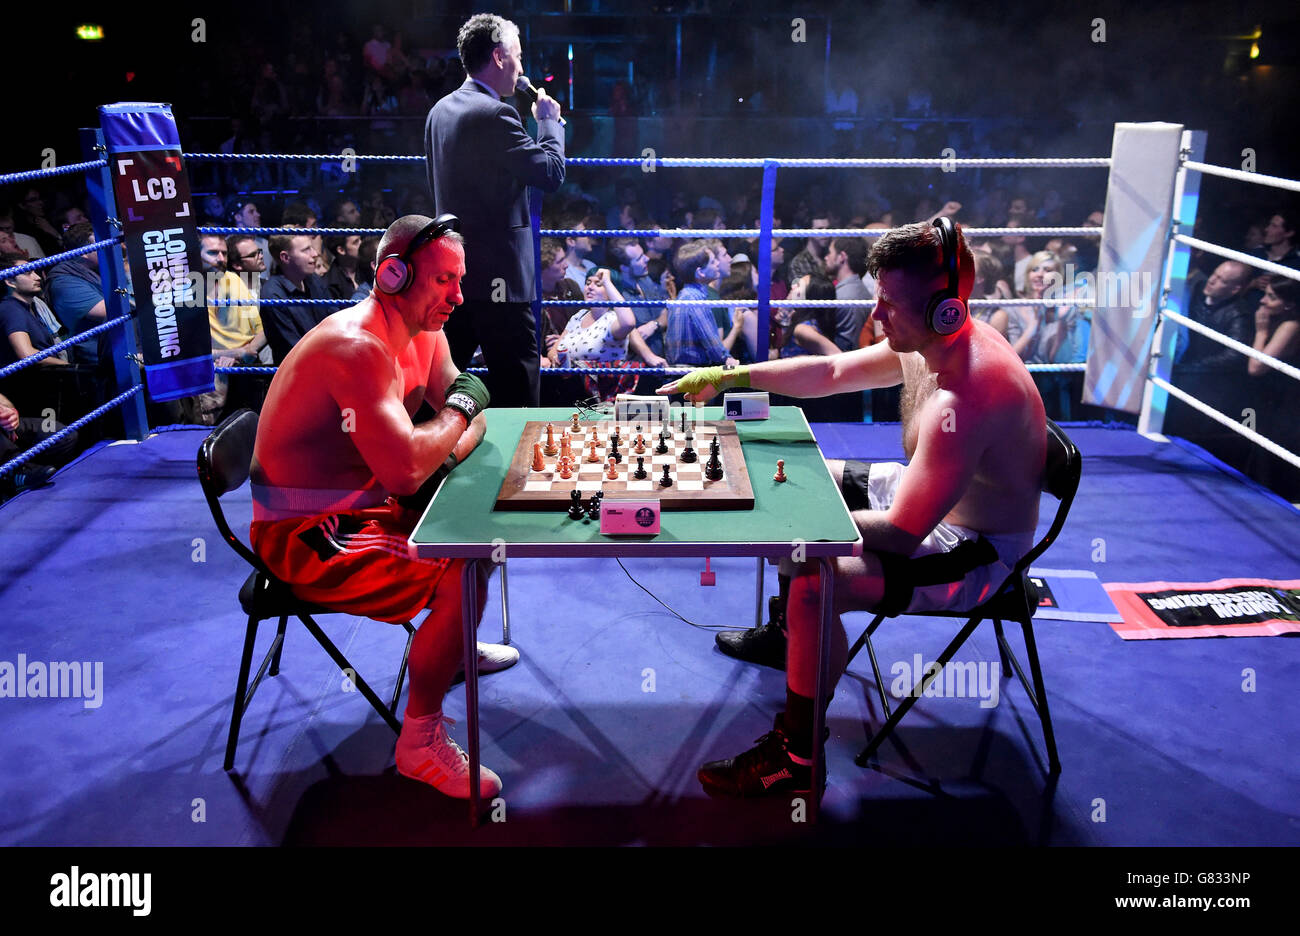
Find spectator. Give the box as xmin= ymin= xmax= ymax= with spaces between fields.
xmin=608 ymin=236 xmax=669 ymax=359
xmin=1 ymin=258 xmax=69 ymax=369
xmin=208 ymin=234 xmax=267 ymax=363
xmin=775 ymin=273 xmax=840 ymax=359
xmin=0 ymin=389 xmax=77 ymax=499
xmin=55 ymin=206 xmax=89 ymax=234
xmin=1245 ymin=278 xmax=1300 ymax=499
xmin=281 ymin=202 xmax=322 ymax=264
xmin=350 ymin=236 xmax=381 ymax=302
xmin=363 ymin=25 xmax=393 ymax=80
xmin=665 ymin=240 xmax=737 ymax=367
xmin=331 ymin=198 xmax=362 ymax=227
xmin=823 ymin=236 xmax=873 ymax=351
xmin=321 ymin=234 xmax=362 ymax=299
xmin=972 ymin=252 xmax=1011 ymax=338
xmin=1253 ymin=210 xmax=1300 ymax=270
xmin=717 ymin=271 xmax=758 ymax=362
xmin=788 ymin=212 xmax=831 ymax=282
xmin=1165 ymin=260 xmax=1256 ymax=464
xmin=231 ymin=199 xmax=270 ymax=281
xmin=0 ymin=209 xmax=45 ymax=259
xmin=260 ymin=233 xmax=330 ymax=364
xmin=539 ymin=237 xmax=582 ymax=344
xmin=13 ymin=189 xmax=62 ymax=257
xmin=44 ymin=223 xmax=107 ymax=367
xmin=548 ymin=269 xmax=641 ymax=366
xmin=559 ymin=211 xmax=596 ymax=289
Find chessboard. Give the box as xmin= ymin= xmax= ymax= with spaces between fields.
xmin=495 ymin=417 xmax=755 ymax=511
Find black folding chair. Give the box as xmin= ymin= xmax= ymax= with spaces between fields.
xmin=847 ymin=420 xmax=1081 ymax=775
xmin=197 ymin=409 xmax=415 ymax=772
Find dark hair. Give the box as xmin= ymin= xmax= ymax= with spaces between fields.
xmin=718 ymin=272 xmax=755 ymax=302
xmin=608 ymin=237 xmax=642 ymax=268
xmin=225 ymin=234 xmax=258 ymax=269
xmin=831 ymin=236 xmax=869 ymax=276
xmin=62 ymin=222 xmax=95 ymax=250
xmin=693 ymin=207 xmax=720 ymax=230
xmin=281 ymin=202 xmax=316 ymax=226
xmin=356 ymin=236 xmax=381 ymax=285
xmin=674 ymin=240 xmax=713 ymax=282
xmin=1272 ymin=208 xmax=1298 ymax=240
xmin=457 ymin=14 xmax=517 ymax=74
xmin=792 ymin=273 xmax=837 ymax=337
xmin=1268 ymin=276 xmax=1300 ymax=313
xmin=867 ymin=221 xmax=974 ymax=300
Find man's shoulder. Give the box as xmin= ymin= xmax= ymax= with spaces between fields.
xmin=0 ymin=295 xmax=28 ymax=327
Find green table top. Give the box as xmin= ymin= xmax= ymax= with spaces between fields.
xmin=410 ymin=406 xmax=861 ymax=559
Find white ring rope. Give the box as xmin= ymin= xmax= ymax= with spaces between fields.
xmin=1182 ymin=160 xmax=1300 ymax=195
xmin=1172 ymin=234 xmax=1300 ymax=283
xmin=645 ymin=157 xmax=1111 ymax=168
xmin=1160 ymin=308 xmax=1300 ymax=383
xmin=1150 ymin=376 xmax=1300 ymax=471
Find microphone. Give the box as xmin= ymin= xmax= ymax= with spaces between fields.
xmin=515 ymin=76 xmax=566 ymax=126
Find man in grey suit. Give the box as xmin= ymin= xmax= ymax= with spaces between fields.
xmin=425 ymin=14 xmax=566 ymax=406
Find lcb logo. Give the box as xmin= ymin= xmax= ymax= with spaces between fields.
xmin=635 ymin=508 xmax=655 ymax=528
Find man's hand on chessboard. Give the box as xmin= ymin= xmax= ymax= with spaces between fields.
xmin=657 ymin=362 xmax=749 ymax=403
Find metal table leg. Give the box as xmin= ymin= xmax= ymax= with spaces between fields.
xmin=754 ymin=556 xmax=765 ymax=629
xmin=461 ymin=558 xmax=483 ymax=826
xmin=499 ymin=558 xmax=510 ymax=646
xmin=810 ymin=557 xmax=834 ymax=822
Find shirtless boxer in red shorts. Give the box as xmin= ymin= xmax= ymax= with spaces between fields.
xmin=660 ymin=219 xmax=1046 ymax=796
xmin=249 ymin=213 xmax=510 ymax=799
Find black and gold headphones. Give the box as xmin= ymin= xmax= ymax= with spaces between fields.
xmin=926 ymin=216 xmax=968 ymax=335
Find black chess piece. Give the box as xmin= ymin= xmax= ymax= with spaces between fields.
xmin=609 ymin=435 xmax=622 ymax=463
xmin=681 ymin=435 xmax=697 ymax=464
xmin=655 ymin=431 xmax=668 ymax=455
xmin=705 ymin=446 xmax=723 ymax=481
xmin=659 ymin=464 xmax=673 ymax=487
xmin=586 ymin=491 xmax=603 ymax=522
xmin=634 ymin=456 xmax=647 ymax=480
xmin=567 ymin=488 xmax=585 ymax=519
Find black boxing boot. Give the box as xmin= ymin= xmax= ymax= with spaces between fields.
xmin=715 ymin=594 xmax=788 ymax=670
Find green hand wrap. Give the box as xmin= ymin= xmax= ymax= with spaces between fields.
xmin=443 ymin=372 xmax=490 ymax=422
xmin=675 ymin=364 xmax=750 ymax=396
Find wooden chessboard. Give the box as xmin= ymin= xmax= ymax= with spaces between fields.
xmin=495 ymin=419 xmax=755 ymax=511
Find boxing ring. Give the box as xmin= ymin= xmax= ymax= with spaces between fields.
xmin=1 ymin=113 xmax=1298 ymax=846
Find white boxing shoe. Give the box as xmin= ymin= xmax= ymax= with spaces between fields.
xmin=395 ymin=711 xmax=502 ymax=799
xmin=466 ymin=641 xmax=520 ymax=675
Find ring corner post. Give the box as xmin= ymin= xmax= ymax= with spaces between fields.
xmin=1084 ymin=121 xmax=1186 ymax=422
xmin=1140 ymin=128 xmax=1207 ymax=437
xmin=80 ymin=126 xmax=148 ymax=441
xmin=757 ymin=160 xmax=779 ymax=362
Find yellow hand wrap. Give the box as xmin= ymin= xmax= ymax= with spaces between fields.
xmin=675 ymin=364 xmax=750 ymax=396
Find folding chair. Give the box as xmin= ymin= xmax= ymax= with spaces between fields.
xmin=197 ymin=409 xmax=415 ymax=772
xmin=847 ymin=420 xmax=1081 ymax=775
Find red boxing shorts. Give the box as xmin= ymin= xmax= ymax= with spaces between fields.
xmin=250 ymin=484 xmax=456 ymax=624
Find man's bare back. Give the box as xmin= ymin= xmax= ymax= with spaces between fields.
xmin=898 ymin=318 xmax=1045 ymax=534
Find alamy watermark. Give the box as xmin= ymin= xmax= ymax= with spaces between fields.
xmin=890 ymin=654 xmax=1000 ymax=709
xmin=1041 ymin=264 xmax=1155 ymax=312
xmin=0 ymin=654 xmax=104 ymax=708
